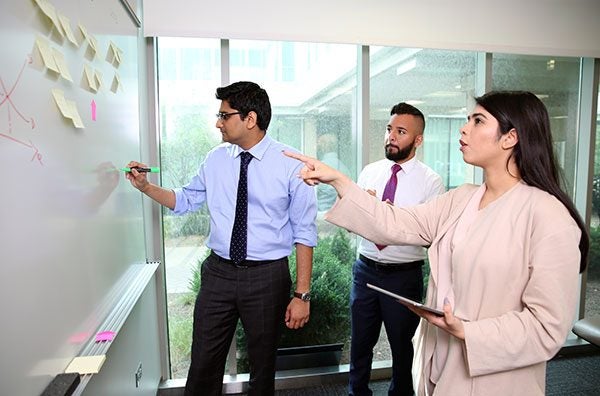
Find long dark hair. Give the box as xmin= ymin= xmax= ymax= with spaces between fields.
xmin=475 ymin=91 xmax=589 ymax=273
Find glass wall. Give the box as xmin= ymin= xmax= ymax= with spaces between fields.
xmin=494 ymin=54 xmax=586 ymax=339
xmin=156 ymin=38 xmax=595 ymax=379
xmin=157 ymin=37 xmax=221 ymax=378
xmin=366 ymin=46 xmax=479 ymax=363
xmin=492 ymin=55 xmax=582 ymax=195
xmin=229 ymin=39 xmax=359 ymax=371
xmin=369 ymin=47 xmax=478 ymax=189
xmin=229 ymin=40 xmax=359 ymax=212
xmin=588 ymin=86 xmax=600 ymax=318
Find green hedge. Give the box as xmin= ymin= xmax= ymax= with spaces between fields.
xmin=164 ymin=209 xmax=210 ymax=238
xmin=235 ymin=229 xmax=354 ymax=371
xmin=186 ymin=229 xmax=355 ymax=371
xmin=587 ymin=226 xmax=600 ymax=280
xmin=278 ymin=228 xmax=353 ymax=347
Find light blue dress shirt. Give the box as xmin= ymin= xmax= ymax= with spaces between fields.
xmin=172 ymin=135 xmax=317 ymax=261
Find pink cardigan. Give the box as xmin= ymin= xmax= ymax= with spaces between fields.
xmin=326 ymin=182 xmax=580 ymax=396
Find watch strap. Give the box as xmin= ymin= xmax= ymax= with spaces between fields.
xmin=293 ymin=291 xmax=311 ymax=301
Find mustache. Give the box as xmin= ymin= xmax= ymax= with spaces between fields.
xmin=385 ymin=144 xmax=400 ymax=150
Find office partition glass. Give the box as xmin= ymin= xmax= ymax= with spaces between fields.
xmin=492 ymin=55 xmax=582 ymax=195
xmin=492 ymin=54 xmax=592 ymax=326
xmin=158 ymin=37 xmax=359 ymax=376
xmin=156 ymin=38 xmax=595 ymax=382
xmin=369 ymin=47 xmax=478 ymax=189
xmin=588 ymin=88 xmax=600 ymax=318
xmin=367 ymin=46 xmax=478 ymax=363
xmin=229 ymin=39 xmax=358 ymax=370
xmin=157 ymin=37 xmax=221 ymax=379
xmin=229 ymin=40 xmax=358 ymax=181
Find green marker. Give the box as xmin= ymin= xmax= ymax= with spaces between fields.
xmin=120 ymin=166 xmax=160 ymax=173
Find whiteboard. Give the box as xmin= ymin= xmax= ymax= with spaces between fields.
xmin=0 ymin=1 xmax=146 ymax=394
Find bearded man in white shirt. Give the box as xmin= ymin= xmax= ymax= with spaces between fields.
xmin=349 ymin=102 xmax=445 ymax=396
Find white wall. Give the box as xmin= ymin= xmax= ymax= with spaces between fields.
xmin=84 ymin=276 xmax=162 ymax=396
xmin=144 ymin=0 xmax=600 ymax=58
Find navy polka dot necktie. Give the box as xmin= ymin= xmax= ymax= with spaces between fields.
xmin=230 ymin=151 xmax=253 ymax=264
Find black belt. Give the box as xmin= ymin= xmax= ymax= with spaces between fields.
xmin=359 ymin=254 xmax=423 ymax=272
xmin=210 ymin=251 xmax=286 ymax=268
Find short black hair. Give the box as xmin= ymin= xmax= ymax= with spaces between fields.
xmin=390 ymin=102 xmax=425 ymax=133
xmin=216 ymin=81 xmax=272 ymax=131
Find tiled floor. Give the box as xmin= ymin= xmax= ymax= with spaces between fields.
xmin=274 ymin=352 xmax=600 ymax=396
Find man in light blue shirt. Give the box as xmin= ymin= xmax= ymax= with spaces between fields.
xmin=125 ymin=81 xmax=317 ymax=396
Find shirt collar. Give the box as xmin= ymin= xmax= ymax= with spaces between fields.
xmin=232 ymin=134 xmax=271 ymax=161
xmin=385 ymin=155 xmax=417 ymax=174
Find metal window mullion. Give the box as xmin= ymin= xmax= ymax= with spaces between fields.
xmin=472 ymin=52 xmax=492 ymax=185
xmin=575 ymin=57 xmax=600 ymax=319
xmin=357 ymin=45 xmax=370 ymax=174
xmin=221 ymin=37 xmax=237 ymax=376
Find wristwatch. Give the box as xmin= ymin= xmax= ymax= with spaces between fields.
xmin=293 ymin=291 xmax=311 ymax=302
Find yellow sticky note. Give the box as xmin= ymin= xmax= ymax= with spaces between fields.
xmin=51 ymin=90 xmax=84 ymax=128
xmin=111 ymin=72 xmax=122 ymax=93
xmin=94 ymin=69 xmax=103 ymax=89
xmin=78 ymin=23 xmax=89 ymax=40
xmin=65 ymin=355 xmax=105 ymax=374
xmin=34 ymin=0 xmax=65 ymax=37
xmin=58 ymin=13 xmax=78 ymax=46
xmin=108 ymin=41 xmax=122 ymax=66
xmin=52 ymin=48 xmax=73 ymax=82
xmin=84 ymin=64 xmax=97 ymax=91
xmin=35 ymin=36 xmax=59 ymax=73
xmin=88 ymin=35 xmax=98 ymax=54
xmin=51 ymin=88 xmax=71 ymax=118
xmin=115 ymin=48 xmax=123 ymax=65
xmin=66 ymin=100 xmax=85 ymax=129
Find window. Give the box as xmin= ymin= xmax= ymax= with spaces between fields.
xmin=492 ymin=55 xmax=581 ymax=195
xmin=230 ymin=38 xmax=358 ymax=369
xmin=157 ymin=37 xmax=221 ymax=379
xmin=588 ymin=88 xmax=600 ymax=318
xmin=492 ymin=54 xmax=590 ymax=337
xmin=368 ymin=46 xmax=478 ymax=362
xmin=156 ymin=37 xmax=594 ymax=380
xmin=158 ymin=38 xmax=359 ymax=377
xmin=370 ymin=47 xmax=478 ymax=189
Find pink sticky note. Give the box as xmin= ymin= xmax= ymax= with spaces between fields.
xmin=95 ymin=330 xmax=116 ymax=342
xmin=91 ymin=99 xmax=97 ymax=121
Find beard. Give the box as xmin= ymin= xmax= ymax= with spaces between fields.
xmin=385 ymin=139 xmax=415 ymax=162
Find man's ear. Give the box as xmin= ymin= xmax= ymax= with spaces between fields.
xmin=414 ymin=134 xmax=424 ymax=148
xmin=502 ymin=128 xmax=519 ymax=150
xmin=245 ymin=111 xmax=258 ymax=130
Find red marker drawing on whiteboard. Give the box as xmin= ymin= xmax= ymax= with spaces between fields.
xmin=91 ymin=99 xmax=97 ymax=121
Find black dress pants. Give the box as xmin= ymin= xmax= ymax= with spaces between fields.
xmin=349 ymin=258 xmax=423 ymax=396
xmin=184 ymin=253 xmax=291 ymax=396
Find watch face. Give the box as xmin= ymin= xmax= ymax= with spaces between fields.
xmin=295 ymin=292 xmax=311 ymax=301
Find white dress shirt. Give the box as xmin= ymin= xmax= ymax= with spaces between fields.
xmin=357 ymin=156 xmax=445 ymax=263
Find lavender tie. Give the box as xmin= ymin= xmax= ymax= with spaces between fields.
xmin=375 ymin=163 xmax=401 ymax=250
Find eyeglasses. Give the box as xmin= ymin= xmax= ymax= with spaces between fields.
xmin=216 ymin=111 xmax=242 ymax=121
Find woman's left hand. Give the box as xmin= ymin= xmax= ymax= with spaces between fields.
xmin=408 ymin=299 xmax=465 ymax=340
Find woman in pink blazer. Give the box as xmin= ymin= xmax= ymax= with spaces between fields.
xmin=285 ymin=91 xmax=588 ymax=396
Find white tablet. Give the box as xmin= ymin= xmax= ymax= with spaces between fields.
xmin=366 ymin=283 xmax=444 ymax=317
